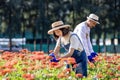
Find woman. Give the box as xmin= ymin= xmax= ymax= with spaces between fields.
xmin=48 ymin=21 xmax=87 ymax=77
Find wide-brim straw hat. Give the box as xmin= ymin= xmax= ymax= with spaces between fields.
xmin=48 ymin=21 xmax=70 ymax=34
xmin=87 ymin=13 xmax=100 ymax=24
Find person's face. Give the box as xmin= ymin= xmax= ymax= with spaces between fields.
xmin=54 ymin=29 xmax=62 ymax=36
xmin=87 ymin=19 xmax=97 ymax=28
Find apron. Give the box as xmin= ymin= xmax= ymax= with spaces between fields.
xmin=60 ymin=34 xmax=87 ymax=77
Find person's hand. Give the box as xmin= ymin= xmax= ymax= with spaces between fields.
xmin=91 ymin=52 xmax=98 ymax=57
xmin=88 ymin=55 xmax=94 ymax=63
xmin=49 ymin=53 xmax=59 ymax=62
xmin=88 ymin=52 xmax=98 ymax=63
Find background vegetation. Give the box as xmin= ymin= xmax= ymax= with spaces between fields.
xmin=0 ymin=0 xmax=120 ymax=53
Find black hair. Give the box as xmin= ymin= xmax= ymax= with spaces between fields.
xmin=60 ymin=27 xmax=70 ymax=36
xmin=53 ymin=32 xmax=59 ymax=40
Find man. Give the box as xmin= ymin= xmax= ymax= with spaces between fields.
xmin=74 ymin=13 xmax=100 ymax=62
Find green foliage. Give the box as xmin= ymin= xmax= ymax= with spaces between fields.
xmin=0 ymin=0 xmax=119 ymax=42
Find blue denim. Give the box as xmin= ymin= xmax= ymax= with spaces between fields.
xmin=60 ymin=34 xmax=87 ymax=77
xmin=73 ymin=50 xmax=87 ymax=77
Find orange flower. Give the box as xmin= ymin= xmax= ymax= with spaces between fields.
xmin=20 ymin=49 xmax=29 ymax=53
xmin=57 ymin=72 xmax=69 ymax=79
xmin=54 ymin=64 xmax=63 ymax=69
xmin=22 ymin=73 xmax=35 ymax=80
xmin=75 ymin=73 xmax=83 ymax=78
xmin=64 ymin=68 xmax=71 ymax=73
xmin=97 ymin=73 xmax=103 ymax=78
xmin=28 ymin=66 xmax=35 ymax=71
xmin=67 ymin=57 xmax=76 ymax=64
xmin=18 ymin=53 xmax=26 ymax=58
xmin=88 ymin=61 xmax=95 ymax=68
xmin=32 ymin=51 xmax=44 ymax=55
xmin=93 ymin=55 xmax=102 ymax=62
xmin=3 ymin=68 xmax=12 ymax=73
xmin=115 ymin=74 xmax=120 ymax=77
xmin=49 ymin=62 xmax=59 ymax=68
xmin=106 ymin=64 xmax=111 ymax=69
xmin=23 ymin=62 xmax=29 ymax=65
xmin=40 ymin=64 xmax=47 ymax=69
xmin=117 ymin=65 xmax=120 ymax=71
xmin=34 ymin=65 xmax=41 ymax=70
xmin=107 ymin=72 xmax=114 ymax=76
xmin=0 ymin=68 xmax=12 ymax=76
xmin=22 ymin=68 xmax=28 ymax=72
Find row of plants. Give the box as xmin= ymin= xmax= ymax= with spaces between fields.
xmin=0 ymin=49 xmax=120 ymax=80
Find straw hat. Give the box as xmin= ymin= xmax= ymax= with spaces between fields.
xmin=48 ymin=21 xmax=70 ymax=34
xmin=87 ymin=13 xmax=100 ymax=24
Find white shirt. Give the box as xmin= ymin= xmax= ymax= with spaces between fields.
xmin=74 ymin=21 xmax=94 ymax=56
xmin=56 ymin=32 xmax=83 ymax=52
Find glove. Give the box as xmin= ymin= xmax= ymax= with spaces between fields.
xmin=91 ymin=52 xmax=98 ymax=57
xmin=88 ymin=52 xmax=98 ymax=62
xmin=88 ymin=55 xmax=94 ymax=62
xmin=49 ymin=53 xmax=59 ymax=62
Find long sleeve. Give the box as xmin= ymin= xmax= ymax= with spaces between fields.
xmin=87 ymin=35 xmax=94 ymax=53
xmin=79 ymin=29 xmax=91 ymax=56
xmin=74 ymin=24 xmax=91 ymax=56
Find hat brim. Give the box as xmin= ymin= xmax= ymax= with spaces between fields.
xmin=87 ymin=17 xmax=100 ymax=24
xmin=48 ymin=25 xmax=70 ymax=34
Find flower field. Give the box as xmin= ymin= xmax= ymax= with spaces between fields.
xmin=0 ymin=49 xmax=120 ymax=80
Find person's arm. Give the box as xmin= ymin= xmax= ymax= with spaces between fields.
xmin=53 ymin=38 xmax=61 ymax=58
xmin=54 ymin=46 xmax=60 ymax=57
xmin=61 ymin=48 xmax=75 ymax=58
xmin=87 ymin=35 xmax=98 ymax=59
xmin=87 ymin=35 xmax=94 ymax=53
